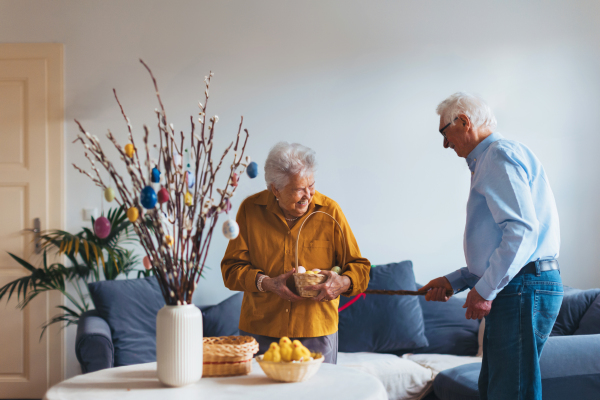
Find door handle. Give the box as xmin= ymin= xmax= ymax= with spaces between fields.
xmin=24 ymin=218 xmax=42 ymax=254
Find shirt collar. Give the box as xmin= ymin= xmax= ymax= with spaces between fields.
xmin=466 ymin=132 xmax=503 ymax=170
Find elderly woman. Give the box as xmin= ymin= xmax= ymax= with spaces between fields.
xmin=221 ymin=142 xmax=370 ymax=363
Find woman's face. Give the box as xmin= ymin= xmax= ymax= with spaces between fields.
xmin=273 ymin=174 xmax=315 ymax=218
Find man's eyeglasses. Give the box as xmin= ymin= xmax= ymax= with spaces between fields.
xmin=439 ymin=117 xmax=458 ymax=139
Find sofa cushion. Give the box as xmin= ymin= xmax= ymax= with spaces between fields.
xmin=551 ymin=287 xmax=600 ymax=336
xmin=338 ymin=261 xmax=428 ymax=353
xmin=433 ymin=363 xmax=480 ymax=400
xmin=88 ymin=276 xmax=165 ymax=367
xmin=201 ymin=292 xmax=243 ymax=337
xmin=574 ymin=292 xmax=600 ymax=335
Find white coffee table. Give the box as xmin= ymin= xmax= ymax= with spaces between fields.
xmin=44 ymin=360 xmax=388 ymax=400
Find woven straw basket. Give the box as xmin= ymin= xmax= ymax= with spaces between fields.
xmin=293 ymin=273 xmax=327 ymax=297
xmin=256 ymin=354 xmax=324 ymax=382
xmin=203 ymin=336 xmax=259 ymax=377
xmin=293 ymin=211 xmax=346 ymax=298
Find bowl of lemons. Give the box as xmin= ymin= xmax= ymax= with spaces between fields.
xmin=256 ymin=337 xmax=324 ymax=382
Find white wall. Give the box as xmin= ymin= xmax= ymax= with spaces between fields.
xmin=1 ymin=0 xmax=600 ymax=378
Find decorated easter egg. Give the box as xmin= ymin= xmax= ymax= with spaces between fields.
xmin=104 ymin=187 xmax=115 ymax=202
xmin=94 ymin=216 xmax=111 ymax=239
xmin=127 ymin=207 xmax=139 ymax=223
xmin=124 ymin=143 xmax=135 ymax=158
xmin=151 ymin=168 xmax=161 ymax=183
xmin=157 ymin=187 xmax=169 ymax=204
xmin=173 ymin=153 xmax=182 ymax=167
xmin=305 ymin=270 xmax=315 ymax=275
xmin=143 ymin=256 xmax=152 ymax=270
xmin=297 ymin=266 xmax=306 ymax=274
xmin=165 ymin=235 xmax=174 ymax=246
xmin=185 ymin=191 xmax=193 ymax=207
xmin=222 ymin=219 xmax=240 ymax=239
xmin=231 ymin=173 xmax=239 ymax=187
xmin=246 ymin=161 xmax=259 ymax=179
xmin=186 ymin=170 xmax=195 ymax=188
xmin=331 ymin=266 xmax=342 ymax=274
xmin=221 ymin=198 xmax=232 ymax=214
xmin=140 ymin=186 xmax=157 ymax=209
xmin=312 ymin=269 xmax=321 ymax=273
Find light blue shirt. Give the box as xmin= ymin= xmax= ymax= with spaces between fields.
xmin=445 ymin=132 xmax=560 ymax=300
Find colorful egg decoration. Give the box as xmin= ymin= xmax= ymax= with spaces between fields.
xmin=151 ymin=168 xmax=161 ymax=183
xmin=94 ymin=216 xmax=112 ymax=239
xmin=104 ymin=187 xmax=115 ymax=202
xmin=246 ymin=161 xmax=258 ymax=179
xmin=231 ymin=173 xmax=239 ymax=187
xmin=222 ymin=198 xmax=232 ymax=214
xmin=127 ymin=207 xmax=139 ymax=223
xmin=173 ymin=153 xmax=182 ymax=168
xmin=157 ymin=187 xmax=170 ymax=204
xmin=186 ymin=170 xmax=195 ymax=188
xmin=124 ymin=143 xmax=135 ymax=158
xmin=297 ymin=266 xmax=306 ymax=274
xmin=222 ymin=219 xmax=240 ymax=239
xmin=140 ymin=186 xmax=157 ymax=209
xmin=331 ymin=266 xmax=342 ymax=274
xmin=143 ymin=256 xmax=152 ymax=270
xmin=185 ymin=191 xmax=193 ymax=207
xmin=165 ymin=235 xmax=174 ymax=246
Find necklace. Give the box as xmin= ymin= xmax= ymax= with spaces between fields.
xmin=285 ymin=216 xmax=300 ymax=222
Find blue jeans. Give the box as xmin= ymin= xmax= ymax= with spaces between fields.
xmin=479 ymin=267 xmax=563 ymax=400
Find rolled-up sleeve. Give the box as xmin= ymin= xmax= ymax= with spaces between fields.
xmin=221 ymin=200 xmax=262 ymax=293
xmin=332 ymin=205 xmax=371 ymax=296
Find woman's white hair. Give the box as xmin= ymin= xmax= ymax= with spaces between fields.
xmin=264 ymin=142 xmax=317 ymax=190
xmin=436 ymin=92 xmax=497 ymax=131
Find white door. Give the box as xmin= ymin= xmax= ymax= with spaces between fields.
xmin=0 ymin=44 xmax=64 ymax=398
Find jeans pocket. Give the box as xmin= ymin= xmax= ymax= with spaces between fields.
xmin=533 ymin=289 xmax=563 ymax=339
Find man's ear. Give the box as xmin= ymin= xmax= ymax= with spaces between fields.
xmin=458 ymin=114 xmax=471 ymax=130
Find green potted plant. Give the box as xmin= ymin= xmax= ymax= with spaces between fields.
xmin=0 ymin=205 xmax=143 ymax=339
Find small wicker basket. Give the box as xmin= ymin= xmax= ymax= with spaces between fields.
xmin=256 ymin=354 xmax=324 ymax=382
xmin=293 ymin=273 xmax=327 ymax=297
xmin=203 ymin=336 xmax=259 ymax=377
xmin=293 ymin=211 xmax=347 ymax=298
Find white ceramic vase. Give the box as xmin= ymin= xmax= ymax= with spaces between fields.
xmin=156 ymin=304 xmax=203 ymax=387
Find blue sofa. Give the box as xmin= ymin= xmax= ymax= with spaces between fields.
xmin=77 ymin=272 xmax=600 ymax=400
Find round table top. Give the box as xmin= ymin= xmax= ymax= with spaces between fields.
xmin=44 ymin=360 xmax=387 ymax=400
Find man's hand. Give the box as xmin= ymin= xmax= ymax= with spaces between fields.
xmin=304 ymin=271 xmax=351 ymax=302
xmin=463 ymin=287 xmax=492 ymax=320
xmin=261 ymin=269 xmax=305 ymax=302
xmin=418 ymin=277 xmax=454 ymax=302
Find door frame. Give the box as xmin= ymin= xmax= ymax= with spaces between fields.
xmin=0 ymin=43 xmax=65 ymax=388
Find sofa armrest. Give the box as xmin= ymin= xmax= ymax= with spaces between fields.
xmin=539 ymin=334 xmax=600 ymax=399
xmin=76 ymin=310 xmax=114 ymax=374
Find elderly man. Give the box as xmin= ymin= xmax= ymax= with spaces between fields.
xmin=419 ymin=93 xmax=563 ymax=400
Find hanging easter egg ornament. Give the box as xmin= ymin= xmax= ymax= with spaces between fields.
xmin=222 ymin=219 xmax=240 ymax=239
xmin=221 ymin=198 xmax=232 ymax=214
xmin=246 ymin=161 xmax=259 ymax=179
xmin=94 ymin=216 xmax=112 ymax=239
xmin=185 ymin=191 xmax=193 ymax=207
xmin=186 ymin=170 xmax=195 ymax=188
xmin=127 ymin=207 xmax=139 ymax=223
xmin=151 ymin=167 xmax=161 ymax=183
xmin=124 ymin=143 xmax=135 ymax=158
xmin=140 ymin=186 xmax=157 ymax=209
xmin=143 ymin=256 xmax=152 ymax=270
xmin=165 ymin=235 xmax=174 ymax=247
xmin=173 ymin=153 xmax=182 ymax=168
xmin=231 ymin=173 xmax=239 ymax=187
xmin=104 ymin=187 xmax=115 ymax=202
xmin=157 ymin=187 xmax=170 ymax=204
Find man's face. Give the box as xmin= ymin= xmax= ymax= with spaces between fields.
xmin=439 ymin=116 xmax=470 ymax=158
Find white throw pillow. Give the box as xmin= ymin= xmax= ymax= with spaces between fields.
xmin=337 ymin=352 xmax=433 ymax=400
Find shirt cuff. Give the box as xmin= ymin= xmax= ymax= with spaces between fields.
xmin=474 ymin=278 xmax=499 ymax=301
xmin=445 ymin=270 xmax=468 ymax=293
xmin=245 ymin=269 xmax=262 ymax=293
xmin=341 ymin=272 xmax=359 ymax=297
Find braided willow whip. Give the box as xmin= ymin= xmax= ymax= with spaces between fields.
xmin=364 ymin=289 xmax=454 ymax=297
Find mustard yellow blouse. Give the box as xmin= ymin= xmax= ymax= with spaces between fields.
xmin=221 ymin=190 xmax=371 ymax=338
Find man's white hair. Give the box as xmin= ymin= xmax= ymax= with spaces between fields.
xmin=436 ymin=92 xmax=497 ymax=131
xmin=264 ymin=142 xmax=317 ymax=190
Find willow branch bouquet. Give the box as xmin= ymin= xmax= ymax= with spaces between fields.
xmin=73 ymin=60 xmax=254 ymax=306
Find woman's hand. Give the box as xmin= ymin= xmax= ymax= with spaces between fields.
xmin=305 ymin=270 xmax=351 ymax=302
xmin=261 ymin=269 xmax=305 ymax=302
